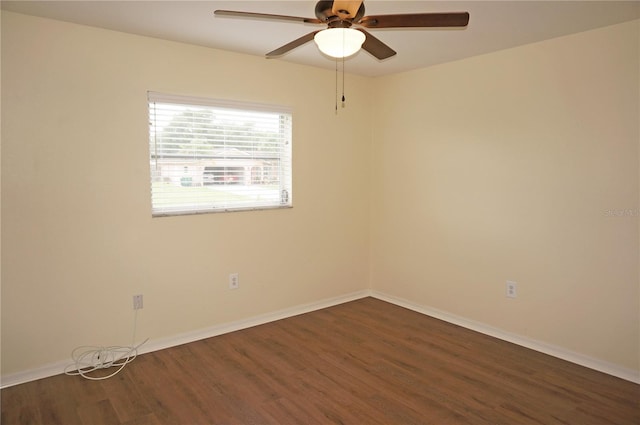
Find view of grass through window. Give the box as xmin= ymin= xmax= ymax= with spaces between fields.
xmin=148 ymin=93 xmax=292 ymax=216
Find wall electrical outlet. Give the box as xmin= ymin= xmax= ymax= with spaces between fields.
xmin=133 ymin=294 xmax=144 ymax=310
xmin=506 ymin=281 xmax=517 ymax=299
xmin=229 ymin=273 xmax=239 ymax=290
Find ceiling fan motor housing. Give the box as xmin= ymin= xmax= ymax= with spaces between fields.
xmin=315 ymin=0 xmax=365 ymax=23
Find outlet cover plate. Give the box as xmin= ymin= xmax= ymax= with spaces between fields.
xmin=229 ymin=273 xmax=239 ymax=290
xmin=133 ymin=294 xmax=144 ymax=309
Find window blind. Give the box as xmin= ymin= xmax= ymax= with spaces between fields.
xmin=148 ymin=92 xmax=292 ymax=216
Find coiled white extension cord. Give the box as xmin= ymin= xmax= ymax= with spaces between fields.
xmin=64 ymin=309 xmax=148 ymax=381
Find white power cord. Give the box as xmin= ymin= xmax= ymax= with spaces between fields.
xmin=65 ymin=309 xmax=148 ymax=381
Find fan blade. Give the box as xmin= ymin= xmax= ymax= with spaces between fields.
xmin=214 ymin=10 xmax=323 ymax=24
xmin=357 ymin=29 xmax=396 ymax=60
xmin=266 ymin=31 xmax=321 ymax=58
xmin=331 ymin=1 xmax=363 ymax=19
xmin=359 ymin=12 xmax=469 ymax=28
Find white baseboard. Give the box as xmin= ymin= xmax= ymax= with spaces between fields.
xmin=0 ymin=359 xmax=71 ymax=390
xmin=0 ymin=290 xmax=371 ymax=388
xmin=371 ymin=290 xmax=640 ymax=384
xmin=4 ymin=288 xmax=637 ymax=387
xmin=137 ymin=289 xmax=371 ymax=356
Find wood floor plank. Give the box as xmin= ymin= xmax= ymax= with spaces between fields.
xmin=121 ymin=412 xmax=165 ymax=425
xmin=0 ymin=404 xmax=40 ymax=425
xmin=76 ymin=399 xmax=121 ymax=425
xmin=99 ymin=372 xmax=153 ymax=423
xmin=259 ymin=397 xmax=327 ymax=425
xmin=2 ymin=297 xmax=638 ymax=424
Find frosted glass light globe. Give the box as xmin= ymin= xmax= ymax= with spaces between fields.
xmin=314 ymin=28 xmax=366 ymax=58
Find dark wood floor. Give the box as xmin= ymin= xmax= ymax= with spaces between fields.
xmin=2 ymin=297 xmax=639 ymax=424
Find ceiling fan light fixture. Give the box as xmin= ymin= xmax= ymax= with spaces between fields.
xmin=314 ymin=28 xmax=365 ymax=58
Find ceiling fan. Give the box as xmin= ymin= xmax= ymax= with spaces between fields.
xmin=214 ymin=0 xmax=469 ymax=60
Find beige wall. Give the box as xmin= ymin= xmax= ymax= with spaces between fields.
xmin=371 ymin=20 xmax=639 ymax=371
xmin=2 ymin=10 xmax=639 ymax=379
xmin=1 ymin=12 xmax=371 ymax=376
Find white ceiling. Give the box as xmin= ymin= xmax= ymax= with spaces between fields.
xmin=2 ymin=1 xmax=639 ymax=77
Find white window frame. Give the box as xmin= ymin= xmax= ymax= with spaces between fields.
xmin=148 ymin=92 xmax=293 ymax=217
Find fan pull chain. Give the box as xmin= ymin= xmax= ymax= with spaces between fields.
xmin=335 ymin=58 xmax=346 ymax=114
xmin=335 ymin=30 xmax=349 ymax=114
xmin=341 ymin=28 xmax=346 ymax=108
xmin=333 ymin=29 xmax=347 ymax=113
xmin=335 ymin=59 xmax=338 ymax=114
xmin=342 ymin=55 xmax=346 ymax=107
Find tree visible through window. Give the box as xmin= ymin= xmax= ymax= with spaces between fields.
xmin=148 ymin=92 xmax=292 ymax=216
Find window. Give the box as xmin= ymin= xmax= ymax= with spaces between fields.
xmin=148 ymin=92 xmax=292 ymax=216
